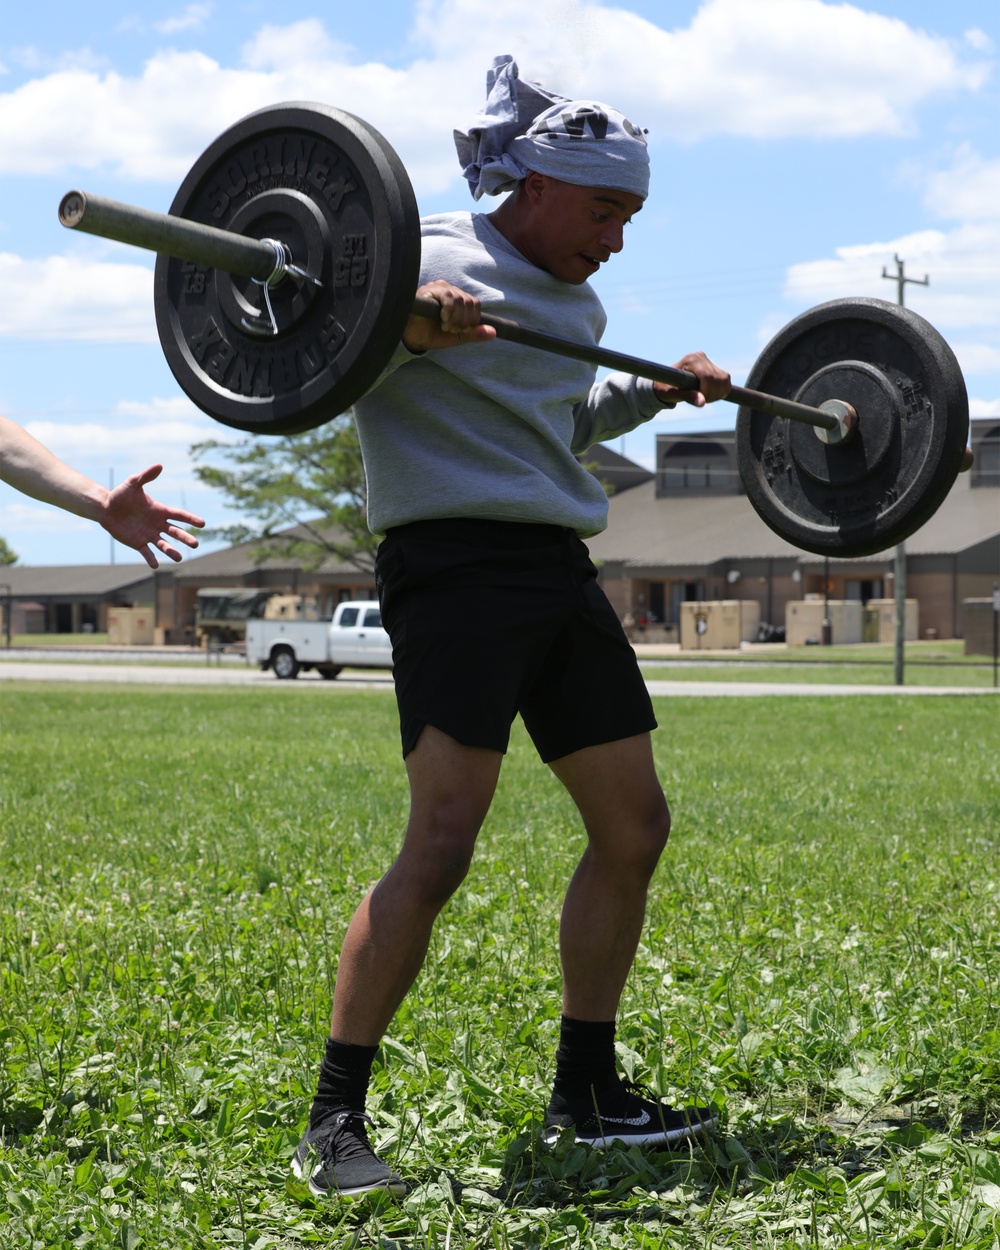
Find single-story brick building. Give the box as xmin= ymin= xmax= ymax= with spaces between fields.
xmin=585 ymin=417 xmax=999 ymax=641
xmin=0 ymin=564 xmax=155 ymax=636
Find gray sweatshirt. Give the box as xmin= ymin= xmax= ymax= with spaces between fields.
xmin=354 ymin=211 xmax=664 ymax=537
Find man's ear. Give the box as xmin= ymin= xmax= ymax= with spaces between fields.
xmin=522 ymin=169 xmax=547 ymax=205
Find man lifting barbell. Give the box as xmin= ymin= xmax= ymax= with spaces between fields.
xmin=291 ymin=55 xmax=729 ymax=1201
xmin=56 ymin=48 xmax=970 ymax=1203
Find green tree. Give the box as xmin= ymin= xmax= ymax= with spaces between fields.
xmin=191 ymin=415 xmax=376 ymax=572
xmin=0 ymin=536 xmax=18 ymax=566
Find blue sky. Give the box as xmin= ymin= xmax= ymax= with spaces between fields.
xmin=1 ymin=0 xmax=997 ymax=566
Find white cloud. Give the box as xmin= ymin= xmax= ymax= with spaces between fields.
xmin=0 ymin=251 xmax=155 ymax=342
xmin=468 ymin=0 xmax=992 ymax=142
xmin=0 ymin=53 xmax=266 ymax=182
xmin=116 ymin=395 xmax=205 ymax=419
xmin=18 ymin=406 xmax=220 ymax=500
xmin=773 ymin=208 xmax=999 ymax=397
xmin=0 ymin=499 xmax=90 ymax=533
xmin=956 ymin=345 xmax=1000 ymax=375
xmin=0 ymin=1 xmax=990 ymax=182
xmin=922 ymin=146 xmax=1000 ymax=222
xmin=765 ymin=146 xmax=999 ymax=387
xmin=783 ymin=225 xmax=1000 ymax=334
xmin=156 ymin=4 xmax=212 ymax=35
xmin=5 ymin=45 xmax=108 ymax=74
xmin=969 ymin=395 xmax=1000 ymax=418
xmin=21 ymin=397 xmax=225 ymax=475
xmin=239 ymin=19 xmax=355 ymax=70
xmin=25 ymin=399 xmax=216 ymax=461
xmin=964 ymin=28 xmax=995 ymax=55
xmin=771 ymin=132 xmax=1000 ymax=393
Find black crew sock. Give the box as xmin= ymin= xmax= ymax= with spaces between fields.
xmin=309 ymin=1037 xmax=378 ymax=1128
xmin=550 ymin=1016 xmax=620 ymax=1109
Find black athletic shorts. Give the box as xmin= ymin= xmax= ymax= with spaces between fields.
xmin=374 ymin=518 xmax=657 ymax=761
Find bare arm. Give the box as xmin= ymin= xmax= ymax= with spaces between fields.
xmin=0 ymin=416 xmax=206 ymax=569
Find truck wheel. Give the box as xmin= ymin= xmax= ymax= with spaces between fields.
xmin=318 ymin=665 xmax=343 ymax=680
xmin=271 ymin=646 xmax=300 ymax=680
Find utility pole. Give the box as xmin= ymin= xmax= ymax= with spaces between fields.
xmin=0 ymin=583 xmax=11 ymax=648
xmin=882 ymin=253 xmax=928 ymax=309
xmin=882 ymin=255 xmax=928 ymax=686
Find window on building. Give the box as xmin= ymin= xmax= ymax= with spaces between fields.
xmin=658 ymin=441 xmax=735 ymax=493
xmin=972 ymin=424 xmax=999 ymax=487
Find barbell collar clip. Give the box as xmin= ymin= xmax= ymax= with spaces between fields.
xmin=813 ymin=399 xmax=859 ymax=445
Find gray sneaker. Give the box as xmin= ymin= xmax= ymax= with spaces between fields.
xmin=290 ymin=1110 xmax=406 ymax=1199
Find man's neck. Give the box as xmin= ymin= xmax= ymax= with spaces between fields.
xmin=487 ymin=191 xmax=539 ymax=270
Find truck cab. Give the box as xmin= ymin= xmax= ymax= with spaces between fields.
xmin=328 ymin=602 xmax=389 ymax=666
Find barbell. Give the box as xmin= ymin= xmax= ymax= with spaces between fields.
xmin=58 ymin=101 xmax=970 ymax=559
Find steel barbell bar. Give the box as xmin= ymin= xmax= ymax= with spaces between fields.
xmin=59 ymin=191 xmax=280 ymax=281
xmin=54 ymin=100 xmax=971 ymax=559
xmin=60 ymin=188 xmax=850 ymax=439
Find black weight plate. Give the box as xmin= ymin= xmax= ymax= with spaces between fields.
xmin=735 ymin=298 xmax=969 ymax=557
xmin=154 ymin=102 xmax=420 ymax=435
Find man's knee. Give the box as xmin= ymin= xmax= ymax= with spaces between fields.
xmin=598 ymin=793 xmax=670 ymax=880
xmin=397 ymin=810 xmax=479 ymax=906
xmin=636 ymin=793 xmax=671 ymax=873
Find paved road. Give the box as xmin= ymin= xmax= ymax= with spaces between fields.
xmin=0 ymin=659 xmax=393 ymax=689
xmin=1 ymin=657 xmax=993 ymax=696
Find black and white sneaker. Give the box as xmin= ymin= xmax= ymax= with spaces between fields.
xmin=544 ymin=1081 xmax=717 ymax=1148
xmin=290 ymin=1110 xmax=406 ymax=1199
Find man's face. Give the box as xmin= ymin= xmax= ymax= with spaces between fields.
xmin=517 ymin=174 xmax=645 ymax=285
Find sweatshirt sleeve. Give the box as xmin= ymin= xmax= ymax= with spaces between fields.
xmin=570 ymin=373 xmax=665 ymax=454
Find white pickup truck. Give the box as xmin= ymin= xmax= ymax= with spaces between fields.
xmin=245 ymin=600 xmax=393 ymax=680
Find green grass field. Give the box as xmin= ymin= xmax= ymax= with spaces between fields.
xmin=642 ymin=642 xmax=982 ymax=665
xmin=637 ymin=663 xmax=996 ymax=687
xmin=637 ymin=641 xmax=997 ymax=688
xmin=1 ymin=685 xmax=998 ymax=1249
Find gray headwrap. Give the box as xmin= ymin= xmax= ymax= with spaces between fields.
xmin=455 ymin=55 xmax=650 ymax=201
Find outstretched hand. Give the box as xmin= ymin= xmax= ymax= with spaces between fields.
xmin=403 ymin=281 xmax=497 ymax=352
xmin=100 ymin=465 xmax=206 ymax=569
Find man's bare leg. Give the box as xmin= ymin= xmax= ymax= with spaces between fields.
xmin=329 ymin=725 xmax=503 ymax=1045
xmin=548 ymin=732 xmax=670 ymax=1020
xmin=543 ymin=734 xmax=715 ymax=1146
xmin=295 ymin=728 xmax=503 ymax=1197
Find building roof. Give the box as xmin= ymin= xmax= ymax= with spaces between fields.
xmin=581 ymin=443 xmax=655 ymax=494
xmin=171 ymin=522 xmax=370 ymax=581
xmin=0 ymin=564 xmax=155 ymax=597
xmin=586 ymin=467 xmax=1000 ymax=569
